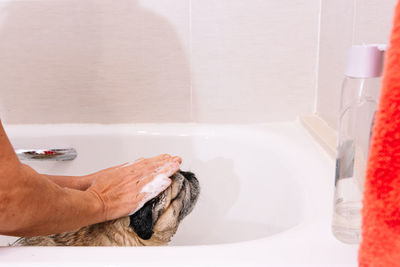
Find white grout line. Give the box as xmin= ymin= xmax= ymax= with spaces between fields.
xmin=313 ymin=0 xmax=323 ymax=113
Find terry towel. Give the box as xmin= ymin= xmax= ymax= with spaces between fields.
xmin=359 ymin=1 xmax=400 ymax=266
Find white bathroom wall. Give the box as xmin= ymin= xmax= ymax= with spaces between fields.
xmin=316 ymin=0 xmax=397 ymax=129
xmin=0 ymin=0 xmax=191 ymax=123
xmin=0 ymin=0 xmax=394 ymax=125
xmin=191 ymin=0 xmax=319 ymax=123
xmin=0 ymin=0 xmax=320 ymax=124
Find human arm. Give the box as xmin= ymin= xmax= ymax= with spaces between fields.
xmin=43 ymin=174 xmax=95 ymax=191
xmin=0 ymin=121 xmax=181 ymax=236
xmin=0 ymin=162 xmax=103 ymax=236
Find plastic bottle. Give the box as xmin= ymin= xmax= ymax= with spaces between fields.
xmin=332 ymin=44 xmax=386 ymax=244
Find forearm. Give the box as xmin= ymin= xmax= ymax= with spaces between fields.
xmin=0 ymin=164 xmax=103 ymax=237
xmin=0 ymin=120 xmax=102 ymax=235
xmin=0 ymin=120 xmax=19 ymax=164
xmin=43 ymin=174 xmax=92 ymax=191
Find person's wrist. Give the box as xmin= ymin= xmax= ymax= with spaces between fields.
xmin=85 ymin=188 xmax=107 ymax=222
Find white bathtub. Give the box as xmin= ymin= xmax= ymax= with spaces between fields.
xmin=0 ymin=122 xmax=358 ymax=266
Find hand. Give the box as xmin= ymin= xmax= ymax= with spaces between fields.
xmin=86 ymin=154 xmax=181 ymax=221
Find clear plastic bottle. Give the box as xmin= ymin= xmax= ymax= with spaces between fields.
xmin=332 ymin=45 xmax=386 ymax=244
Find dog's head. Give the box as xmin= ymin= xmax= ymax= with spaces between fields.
xmin=129 ymin=171 xmax=200 ymax=244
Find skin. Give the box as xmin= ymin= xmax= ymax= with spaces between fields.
xmin=0 ymin=120 xmax=182 ymax=237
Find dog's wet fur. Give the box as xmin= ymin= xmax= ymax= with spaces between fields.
xmin=13 ymin=171 xmax=199 ymax=246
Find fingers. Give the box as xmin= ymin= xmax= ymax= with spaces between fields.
xmin=172 ymin=156 xmax=182 ymax=164
xmin=146 ymin=154 xmax=172 ymax=162
xmin=139 ymin=154 xmax=181 ymax=166
xmin=127 ymin=162 xmax=178 ymax=215
xmin=118 ymin=154 xmax=181 ymax=189
xmin=105 ymin=155 xmax=182 ymax=175
xmin=137 ymin=161 xmax=180 ymax=189
xmin=121 ymin=154 xmax=182 ymax=175
xmin=126 ymin=161 xmax=180 ymax=216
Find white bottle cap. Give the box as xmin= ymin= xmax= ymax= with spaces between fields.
xmin=344 ymin=44 xmax=387 ymax=78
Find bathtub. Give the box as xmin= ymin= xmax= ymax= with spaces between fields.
xmin=0 ymin=121 xmax=358 ymax=266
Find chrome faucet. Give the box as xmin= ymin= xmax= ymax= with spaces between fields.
xmin=15 ymin=148 xmax=77 ymax=161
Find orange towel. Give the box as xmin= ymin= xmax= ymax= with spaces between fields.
xmin=359 ymin=1 xmax=400 ymax=266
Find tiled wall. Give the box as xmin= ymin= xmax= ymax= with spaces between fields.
xmin=0 ymin=0 xmax=191 ymax=123
xmin=0 ymin=0 xmax=396 ymax=125
xmin=317 ymin=0 xmax=397 ymax=129
xmin=191 ymin=0 xmax=319 ymax=123
xmin=0 ymin=0 xmax=319 ymax=124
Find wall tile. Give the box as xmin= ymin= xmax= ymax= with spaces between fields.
xmin=316 ymin=0 xmax=355 ymax=129
xmin=4 ymin=0 xmax=391 ymax=125
xmin=191 ymin=0 xmax=320 ymax=123
xmin=0 ymin=0 xmax=190 ymax=124
xmin=354 ymin=0 xmax=397 ymax=45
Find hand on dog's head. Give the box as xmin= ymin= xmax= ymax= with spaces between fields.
xmin=130 ymin=171 xmax=200 ymax=242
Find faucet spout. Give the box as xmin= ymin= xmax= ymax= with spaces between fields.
xmin=15 ymin=148 xmax=77 ymax=161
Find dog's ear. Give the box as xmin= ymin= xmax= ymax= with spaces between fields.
xmin=129 ymin=200 xmax=154 ymax=240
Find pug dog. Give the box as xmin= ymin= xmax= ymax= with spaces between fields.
xmin=12 ymin=171 xmax=199 ymax=246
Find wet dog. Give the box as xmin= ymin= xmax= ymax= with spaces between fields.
xmin=13 ymin=171 xmax=199 ymax=246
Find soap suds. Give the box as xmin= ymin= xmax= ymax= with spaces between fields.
xmin=140 ymin=173 xmax=170 ymax=194
xmin=154 ymin=162 xmax=176 ymax=173
xmin=128 ymin=173 xmax=171 ymax=215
